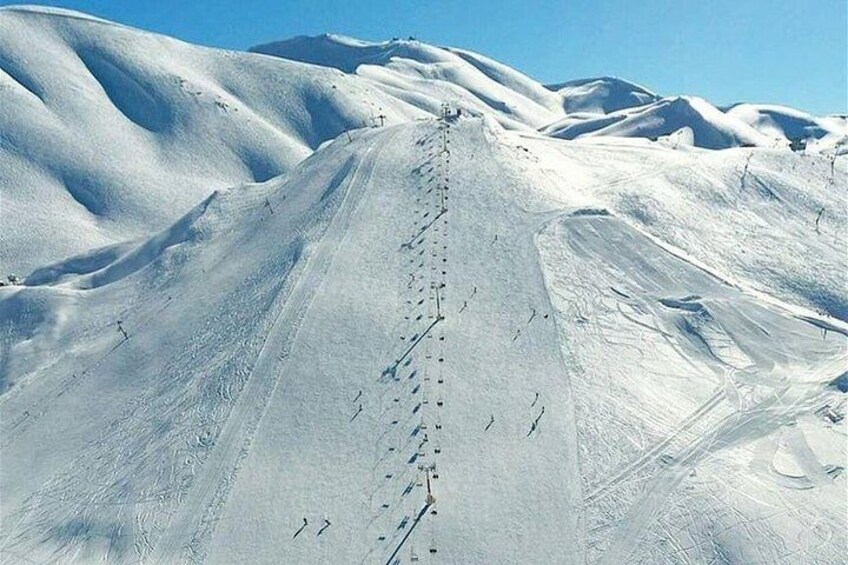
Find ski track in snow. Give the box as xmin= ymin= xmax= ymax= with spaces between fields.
xmin=537 ymin=211 xmax=847 ymax=565
xmin=0 ymin=105 xmax=845 ymax=563
xmin=148 ymin=130 xmax=400 ymax=564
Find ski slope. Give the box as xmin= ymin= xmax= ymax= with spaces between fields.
xmin=2 ymin=114 xmax=846 ymax=564
xmin=1 ymin=7 xmax=846 ymax=565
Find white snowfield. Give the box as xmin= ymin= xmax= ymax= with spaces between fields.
xmin=0 ymin=6 xmax=847 ymax=565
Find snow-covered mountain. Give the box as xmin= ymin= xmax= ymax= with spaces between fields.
xmin=0 ymin=8 xmax=427 ymax=274
xmin=725 ymin=103 xmax=848 ymax=147
xmin=251 ymin=34 xmax=565 ymax=129
xmin=1 ymin=7 xmax=846 ymax=565
xmin=2 ymin=7 xmax=844 ymax=275
xmin=542 ymin=96 xmax=775 ymax=149
xmin=547 ymin=76 xmax=661 ymax=114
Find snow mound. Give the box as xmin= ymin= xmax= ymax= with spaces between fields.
xmin=543 ymin=96 xmax=771 ymax=149
xmin=547 ymin=76 xmax=660 ymax=114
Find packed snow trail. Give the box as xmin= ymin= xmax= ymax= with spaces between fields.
xmin=148 ymin=131 xmax=400 ymax=564
xmin=198 ymin=117 xmax=584 ymax=564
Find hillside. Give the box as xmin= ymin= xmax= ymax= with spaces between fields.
xmin=547 ymin=76 xmax=660 ymax=114
xmin=725 ymin=103 xmax=848 ymax=147
xmin=250 ymin=34 xmax=565 ymax=129
xmin=2 ymin=114 xmax=846 ymax=564
xmin=541 ymin=96 xmax=773 ymax=149
xmin=0 ymin=7 xmax=427 ymax=274
xmin=0 ymin=7 xmax=846 ymax=565
xmin=2 ymin=8 xmax=844 ymax=276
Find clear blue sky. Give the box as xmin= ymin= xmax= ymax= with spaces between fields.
xmin=3 ymin=0 xmax=846 ymax=114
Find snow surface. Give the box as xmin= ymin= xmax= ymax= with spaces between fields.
xmin=542 ymin=96 xmax=773 ymax=149
xmin=0 ymin=9 xmax=427 ymax=274
xmin=725 ymin=103 xmax=848 ymax=147
xmin=546 ymin=77 xmax=660 ymax=114
xmin=1 ymin=7 xmax=847 ymax=565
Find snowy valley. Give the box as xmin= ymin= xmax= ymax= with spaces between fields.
xmin=0 ymin=6 xmax=846 ymax=565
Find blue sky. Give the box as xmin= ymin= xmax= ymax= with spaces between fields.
xmin=3 ymin=0 xmax=846 ymax=114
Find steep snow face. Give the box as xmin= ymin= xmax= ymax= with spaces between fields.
xmin=251 ymin=34 xmax=565 ymax=129
xmin=726 ymin=103 xmax=848 ymax=145
xmin=547 ymin=76 xmax=660 ymax=114
xmin=543 ymin=96 xmax=772 ymax=149
xmin=0 ymin=8 xmax=426 ymax=275
xmin=1 ymin=117 xmax=845 ymax=565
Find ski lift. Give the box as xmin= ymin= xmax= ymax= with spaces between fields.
xmin=789 ymin=137 xmax=807 ymax=152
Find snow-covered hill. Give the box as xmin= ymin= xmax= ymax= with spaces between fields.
xmin=725 ymin=103 xmax=848 ymax=147
xmin=542 ymin=96 xmax=774 ymax=149
xmin=0 ymin=7 xmax=427 ymax=274
xmin=250 ymin=34 xmax=565 ymax=129
xmin=2 ymin=114 xmax=846 ymax=565
xmin=1 ymin=8 xmax=846 ymax=565
xmin=547 ymin=76 xmax=660 ymax=114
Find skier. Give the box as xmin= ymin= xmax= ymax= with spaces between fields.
xmin=317 ymin=518 xmax=332 ymax=536
xmin=116 ymin=320 xmax=129 ymax=341
xmin=293 ymin=517 xmax=308 ymax=539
